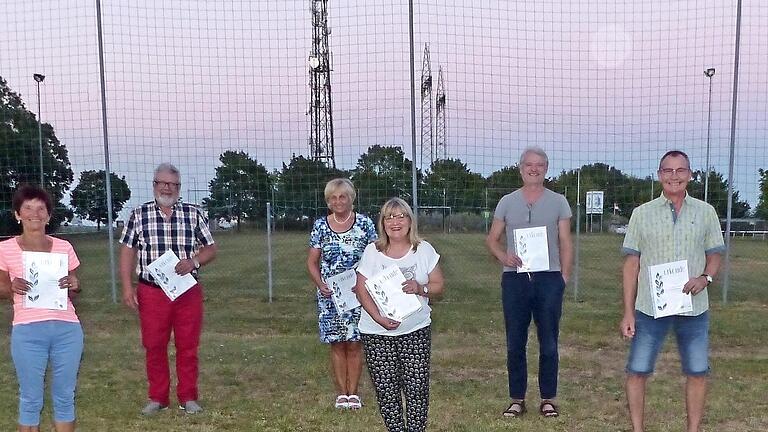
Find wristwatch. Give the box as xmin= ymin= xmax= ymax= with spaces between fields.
xmin=701 ymin=274 xmax=713 ymax=286
xmin=192 ymin=257 xmax=201 ymax=269
xmin=422 ymin=285 xmax=429 ymax=295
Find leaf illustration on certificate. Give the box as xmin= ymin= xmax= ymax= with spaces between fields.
xmin=513 ymin=226 xmax=549 ymax=272
xmin=364 ymin=265 xmax=421 ymax=322
xmin=647 ymin=260 xmax=693 ymax=318
xmin=146 ymin=250 xmax=197 ymax=301
xmin=22 ymin=252 xmax=68 ymax=310
xmin=326 ymin=269 xmax=360 ymax=313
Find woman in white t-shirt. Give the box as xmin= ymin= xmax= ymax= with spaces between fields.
xmin=355 ymin=197 xmax=444 ymax=432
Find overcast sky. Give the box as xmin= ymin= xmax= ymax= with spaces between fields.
xmin=1 ymin=1 xmax=766 ymax=213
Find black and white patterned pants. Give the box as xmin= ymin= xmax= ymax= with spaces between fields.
xmin=362 ymin=326 xmax=431 ymax=432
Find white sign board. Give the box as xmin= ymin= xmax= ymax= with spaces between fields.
xmin=586 ymin=191 xmax=604 ymax=215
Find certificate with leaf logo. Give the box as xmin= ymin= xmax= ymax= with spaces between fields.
xmin=647 ymin=260 xmax=693 ymax=318
xmin=364 ymin=265 xmax=422 ymax=322
xmin=326 ymin=269 xmax=360 ymax=313
xmin=513 ymin=226 xmax=550 ymax=272
xmin=22 ymin=252 xmax=69 ymax=310
xmin=146 ymin=250 xmax=198 ymax=301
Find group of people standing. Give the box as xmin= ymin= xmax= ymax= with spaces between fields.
xmin=0 ymin=146 xmax=723 ymax=432
xmin=307 ymin=147 xmax=723 ymax=432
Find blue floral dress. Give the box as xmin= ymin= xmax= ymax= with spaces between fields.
xmin=309 ymin=213 xmax=378 ymax=343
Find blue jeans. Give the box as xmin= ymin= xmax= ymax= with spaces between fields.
xmin=626 ymin=311 xmax=709 ymax=376
xmin=11 ymin=321 xmax=84 ymax=426
xmin=501 ymin=271 xmax=565 ymax=400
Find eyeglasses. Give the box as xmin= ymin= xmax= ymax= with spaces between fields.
xmin=383 ymin=213 xmax=408 ymax=222
xmin=659 ymin=167 xmax=690 ymax=176
xmin=153 ymin=180 xmax=181 ymax=188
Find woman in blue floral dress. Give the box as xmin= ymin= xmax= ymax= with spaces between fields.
xmin=307 ymin=178 xmax=377 ymax=409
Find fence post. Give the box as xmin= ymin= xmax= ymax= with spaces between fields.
xmin=574 ymin=169 xmax=581 ymax=301
xmin=266 ymin=202 xmax=273 ymax=303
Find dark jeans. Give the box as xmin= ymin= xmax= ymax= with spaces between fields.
xmin=501 ymin=271 xmax=565 ymax=400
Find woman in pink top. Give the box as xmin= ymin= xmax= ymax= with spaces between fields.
xmin=0 ymin=185 xmax=83 ymax=432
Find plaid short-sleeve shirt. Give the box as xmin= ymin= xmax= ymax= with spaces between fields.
xmin=119 ymin=200 xmax=215 ymax=282
xmin=622 ymin=193 xmax=725 ymax=316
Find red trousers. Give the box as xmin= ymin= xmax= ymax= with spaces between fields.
xmin=137 ymin=282 xmax=203 ymax=406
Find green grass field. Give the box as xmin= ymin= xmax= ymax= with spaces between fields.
xmin=0 ymin=232 xmax=766 ymax=431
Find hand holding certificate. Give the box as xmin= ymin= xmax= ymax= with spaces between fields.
xmin=648 ymin=260 xmax=693 ymax=318
xmin=146 ymin=250 xmax=198 ymax=301
xmin=22 ymin=252 xmax=69 ymax=310
xmin=326 ymin=269 xmax=360 ymax=313
xmin=513 ymin=226 xmax=550 ymax=272
xmin=364 ymin=265 xmax=422 ymax=323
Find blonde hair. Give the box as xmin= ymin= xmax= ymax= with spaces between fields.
xmin=374 ymin=197 xmax=422 ymax=252
xmin=324 ymin=178 xmax=356 ymax=205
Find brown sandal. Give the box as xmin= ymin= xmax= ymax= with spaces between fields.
xmin=539 ymin=400 xmax=559 ymax=417
xmin=502 ymin=401 xmax=526 ymax=418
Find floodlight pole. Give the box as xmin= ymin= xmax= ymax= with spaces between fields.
xmin=33 ymin=73 xmax=45 ymax=186
xmin=703 ymin=67 xmax=715 ymax=203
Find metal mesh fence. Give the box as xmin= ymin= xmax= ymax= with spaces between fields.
xmin=1 ymin=1 xmax=766 ymax=303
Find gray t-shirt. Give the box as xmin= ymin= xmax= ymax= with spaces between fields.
xmin=493 ymin=188 xmax=572 ymax=273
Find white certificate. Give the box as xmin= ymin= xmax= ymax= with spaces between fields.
xmin=326 ymin=269 xmax=360 ymax=313
xmin=648 ymin=260 xmax=693 ymax=318
xmin=22 ymin=252 xmax=69 ymax=310
xmin=146 ymin=250 xmax=198 ymax=301
xmin=513 ymin=226 xmax=550 ymax=272
xmin=365 ymin=265 xmax=422 ymax=322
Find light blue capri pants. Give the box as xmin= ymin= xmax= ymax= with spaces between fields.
xmin=11 ymin=320 xmax=84 ymax=426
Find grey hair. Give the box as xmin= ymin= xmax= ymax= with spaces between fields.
xmin=519 ymin=146 xmax=549 ymax=166
xmin=154 ymin=163 xmax=181 ymax=180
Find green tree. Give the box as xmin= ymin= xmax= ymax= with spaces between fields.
xmin=552 ymin=163 xmax=650 ymax=216
xmin=70 ymin=170 xmax=131 ymax=230
xmin=485 ymin=165 xmax=525 ymax=208
xmin=421 ymin=158 xmax=485 ymax=213
xmin=203 ymin=151 xmax=271 ymax=227
xmin=273 ymin=155 xmax=346 ymax=225
xmin=756 ymin=169 xmax=768 ymax=219
xmin=352 ymin=145 xmax=417 ymax=216
xmin=0 ymin=76 xmax=73 ymax=234
xmin=688 ymin=170 xmax=750 ymax=218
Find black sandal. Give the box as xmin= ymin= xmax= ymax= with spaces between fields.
xmin=539 ymin=400 xmax=559 ymax=417
xmin=502 ymin=400 xmax=526 ymax=418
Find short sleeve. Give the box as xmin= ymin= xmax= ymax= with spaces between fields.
xmin=195 ymin=207 xmax=215 ymax=246
xmin=309 ymin=218 xmax=323 ymax=248
xmin=0 ymin=241 xmax=9 ymax=272
xmin=622 ymin=210 xmax=641 ymax=256
xmin=356 ymin=243 xmax=378 ymax=279
xmin=64 ymin=241 xmax=81 ymax=271
xmin=119 ymin=209 xmax=138 ymax=247
xmin=421 ymin=241 xmax=441 ymax=274
xmin=493 ymin=195 xmax=508 ymax=221
xmin=703 ymin=206 xmax=725 ymax=254
xmin=364 ymin=216 xmax=378 ymax=244
xmin=558 ymin=194 xmax=573 ymax=219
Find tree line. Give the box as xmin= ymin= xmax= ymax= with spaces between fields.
xmin=0 ymin=75 xmax=763 ymax=236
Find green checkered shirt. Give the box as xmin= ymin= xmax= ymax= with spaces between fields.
xmin=622 ymin=193 xmax=725 ymax=316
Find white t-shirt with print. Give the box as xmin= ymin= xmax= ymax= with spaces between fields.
xmin=356 ymin=241 xmax=440 ymax=336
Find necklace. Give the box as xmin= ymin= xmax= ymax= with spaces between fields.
xmin=332 ymin=212 xmax=353 ymax=224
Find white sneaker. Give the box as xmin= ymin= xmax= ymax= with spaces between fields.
xmin=141 ymin=401 xmax=168 ymax=416
xmin=180 ymin=400 xmax=203 ymax=414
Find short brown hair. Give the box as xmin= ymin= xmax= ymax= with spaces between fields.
xmin=12 ymin=184 xmax=53 ymax=214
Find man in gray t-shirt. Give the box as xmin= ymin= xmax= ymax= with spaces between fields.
xmin=485 ymin=146 xmax=573 ymax=419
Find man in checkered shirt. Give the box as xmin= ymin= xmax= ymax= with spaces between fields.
xmin=119 ymin=163 xmax=218 ymax=416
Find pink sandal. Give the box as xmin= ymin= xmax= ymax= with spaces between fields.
xmin=347 ymin=394 xmax=362 ymax=409
xmin=334 ymin=395 xmax=349 ymax=409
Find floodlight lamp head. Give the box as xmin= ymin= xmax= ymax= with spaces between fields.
xmin=308 ymin=56 xmax=320 ymax=69
xmin=33 ymin=73 xmax=46 ymax=83
xmin=704 ymin=68 xmax=715 ymax=78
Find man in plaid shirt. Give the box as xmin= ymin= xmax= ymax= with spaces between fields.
xmin=119 ymin=163 xmax=217 ymax=416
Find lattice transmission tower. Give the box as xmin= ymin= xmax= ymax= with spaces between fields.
xmin=308 ymin=0 xmax=335 ymax=168
xmin=435 ymin=66 xmax=447 ymax=160
xmin=420 ymin=44 xmax=433 ymax=171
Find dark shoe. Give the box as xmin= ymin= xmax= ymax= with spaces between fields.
xmin=502 ymin=400 xmax=526 ymax=418
xmin=539 ymin=400 xmax=559 ymax=417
